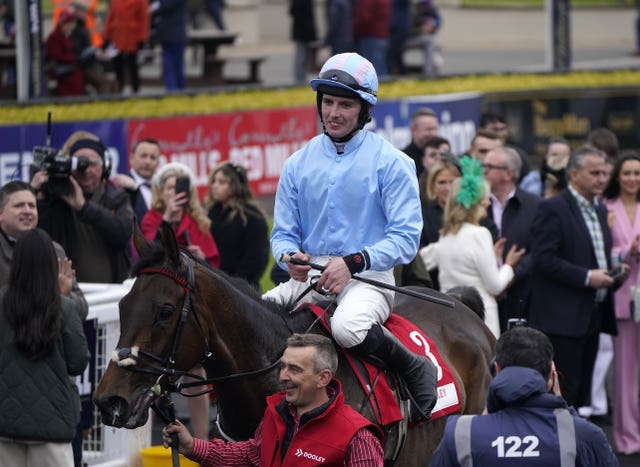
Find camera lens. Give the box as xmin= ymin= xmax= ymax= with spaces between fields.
xmin=74 ymin=156 xmax=91 ymax=173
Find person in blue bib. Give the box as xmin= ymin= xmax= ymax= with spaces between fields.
xmin=430 ymin=326 xmax=618 ymax=466
xmin=263 ymin=52 xmax=437 ymax=423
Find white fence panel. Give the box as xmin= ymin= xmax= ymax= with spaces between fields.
xmin=79 ymin=280 xmax=152 ymax=467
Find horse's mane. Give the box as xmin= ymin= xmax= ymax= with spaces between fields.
xmin=131 ymin=241 xmax=304 ymax=327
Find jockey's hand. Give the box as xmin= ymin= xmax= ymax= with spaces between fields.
xmin=288 ymin=252 xmax=311 ymax=282
xmin=162 ymin=420 xmax=194 ymax=456
xmin=318 ymin=258 xmax=351 ymax=295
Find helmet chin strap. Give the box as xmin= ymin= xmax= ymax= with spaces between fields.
xmin=317 ymin=92 xmax=372 ymax=154
xmin=322 ymin=122 xmax=360 ymax=152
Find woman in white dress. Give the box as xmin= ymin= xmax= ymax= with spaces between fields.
xmin=420 ymin=157 xmax=524 ymax=337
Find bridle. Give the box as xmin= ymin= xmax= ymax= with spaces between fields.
xmin=112 ymin=251 xmax=283 ymax=446
xmin=113 ymin=252 xmax=283 ymax=391
xmin=113 ymin=252 xmax=210 ymax=387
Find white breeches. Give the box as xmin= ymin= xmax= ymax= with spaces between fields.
xmin=263 ymin=256 xmax=394 ymax=348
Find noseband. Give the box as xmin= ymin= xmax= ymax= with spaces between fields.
xmin=112 ymin=252 xmax=210 ymax=389
xmin=112 ymin=252 xmax=282 ymax=394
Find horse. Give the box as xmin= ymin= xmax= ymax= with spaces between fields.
xmin=94 ymin=223 xmax=496 ymax=465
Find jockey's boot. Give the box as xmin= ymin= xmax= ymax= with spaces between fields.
xmin=352 ymin=323 xmax=438 ymax=423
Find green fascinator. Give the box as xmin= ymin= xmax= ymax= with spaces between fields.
xmin=456 ymin=157 xmax=485 ymax=209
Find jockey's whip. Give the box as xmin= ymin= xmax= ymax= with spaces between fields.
xmin=280 ymin=254 xmax=455 ymax=308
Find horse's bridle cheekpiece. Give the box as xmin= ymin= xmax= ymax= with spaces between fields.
xmin=110 ymin=251 xmax=282 ymax=404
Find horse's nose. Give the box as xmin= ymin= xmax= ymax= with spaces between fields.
xmin=94 ymin=395 xmax=130 ymax=428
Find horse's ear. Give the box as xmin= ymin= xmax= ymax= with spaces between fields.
xmin=160 ymin=221 xmax=181 ymax=265
xmin=132 ymin=219 xmax=151 ymax=257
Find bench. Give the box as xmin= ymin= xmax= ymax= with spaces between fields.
xmin=307 ymin=40 xmax=324 ymax=73
xmin=401 ymin=34 xmax=442 ymax=76
xmin=201 ymin=54 xmax=266 ymax=85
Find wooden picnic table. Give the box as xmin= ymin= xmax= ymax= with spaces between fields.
xmin=186 ymin=30 xmax=265 ymax=86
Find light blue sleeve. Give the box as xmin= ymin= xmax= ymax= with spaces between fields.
xmin=364 ymin=145 xmax=423 ymax=270
xmin=270 ymin=153 xmax=303 ymax=270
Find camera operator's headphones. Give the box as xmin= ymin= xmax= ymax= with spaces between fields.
xmin=69 ymin=138 xmax=112 ymax=179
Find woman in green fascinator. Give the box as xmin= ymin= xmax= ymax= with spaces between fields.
xmin=419 ymin=157 xmax=524 ymax=337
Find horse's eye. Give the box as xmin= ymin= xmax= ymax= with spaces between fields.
xmin=158 ymin=304 xmax=174 ymax=322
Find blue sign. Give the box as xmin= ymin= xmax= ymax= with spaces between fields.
xmin=0 ymin=120 xmax=128 ymax=186
xmin=369 ymin=92 xmax=483 ymax=156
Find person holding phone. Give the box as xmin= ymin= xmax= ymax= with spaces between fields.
xmin=603 ymin=151 xmax=640 ymax=455
xmin=141 ymin=162 xmax=220 ymax=268
xmin=528 ymin=146 xmax=628 ymax=412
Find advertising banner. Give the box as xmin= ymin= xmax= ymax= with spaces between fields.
xmin=127 ymin=107 xmax=318 ymax=197
xmin=370 ymin=92 xmax=483 ymax=156
xmin=486 ymin=90 xmax=640 ymax=164
xmin=0 ymin=120 xmax=128 ymax=186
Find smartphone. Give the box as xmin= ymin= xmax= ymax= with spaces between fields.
xmin=507 ymin=318 xmax=527 ymax=330
xmin=175 ymin=176 xmax=191 ymax=200
xmin=607 ymin=265 xmax=624 ymax=280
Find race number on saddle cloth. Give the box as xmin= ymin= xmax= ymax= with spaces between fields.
xmin=305 ymin=303 xmax=462 ymax=426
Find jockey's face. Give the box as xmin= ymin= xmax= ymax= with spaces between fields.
xmin=279 ymin=346 xmax=331 ymax=417
xmin=321 ymin=93 xmax=361 ymax=139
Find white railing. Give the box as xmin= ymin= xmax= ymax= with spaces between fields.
xmin=79 ymin=280 xmax=152 ymax=467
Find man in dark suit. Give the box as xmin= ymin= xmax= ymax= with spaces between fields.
xmin=482 ymin=146 xmax=541 ymax=332
xmin=402 ymin=107 xmax=438 ymax=178
xmin=528 ymin=145 xmax=627 ymax=409
xmin=111 ymin=138 xmax=161 ymax=224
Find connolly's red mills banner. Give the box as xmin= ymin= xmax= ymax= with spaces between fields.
xmin=127 ymin=107 xmax=318 ymax=197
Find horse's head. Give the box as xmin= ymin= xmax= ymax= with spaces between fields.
xmin=93 ymin=222 xmax=210 ymax=428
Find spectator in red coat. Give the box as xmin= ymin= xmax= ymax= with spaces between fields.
xmin=45 ymin=10 xmax=85 ymax=96
xmin=103 ymin=0 xmax=150 ymax=93
xmin=141 ymin=162 xmax=220 ymax=269
xmin=353 ymin=0 xmax=391 ymax=77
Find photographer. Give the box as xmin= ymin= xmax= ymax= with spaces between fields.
xmin=31 ymin=131 xmax=133 ymax=284
xmin=430 ymin=326 xmax=618 ymax=466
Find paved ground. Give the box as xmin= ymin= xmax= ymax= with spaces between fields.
xmin=135 ymin=6 xmax=639 ymax=95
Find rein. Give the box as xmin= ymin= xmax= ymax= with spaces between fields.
xmin=112 ymin=252 xmax=284 ymax=447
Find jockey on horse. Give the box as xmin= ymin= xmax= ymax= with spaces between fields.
xmin=263 ymin=52 xmax=438 ymax=423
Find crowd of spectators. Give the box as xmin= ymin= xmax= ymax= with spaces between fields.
xmin=2 ymin=36 xmax=640 ymax=463
xmin=44 ymin=0 xmax=217 ymax=96
xmin=405 ymin=105 xmax=640 ymax=459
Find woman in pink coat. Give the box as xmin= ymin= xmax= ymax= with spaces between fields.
xmin=604 ymin=151 xmax=640 ymax=455
xmin=103 ymin=0 xmax=149 ymax=93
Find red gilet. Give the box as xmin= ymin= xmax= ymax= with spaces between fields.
xmin=260 ymin=380 xmax=380 ymax=467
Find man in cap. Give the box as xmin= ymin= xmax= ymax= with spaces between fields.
xmin=31 ymin=131 xmax=134 ymax=284
xmin=264 ymin=52 xmax=437 ymax=423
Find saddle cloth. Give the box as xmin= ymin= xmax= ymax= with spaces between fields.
xmin=307 ymin=304 xmax=462 ymax=426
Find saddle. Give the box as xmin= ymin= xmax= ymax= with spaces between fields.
xmin=300 ymin=303 xmax=462 ymax=464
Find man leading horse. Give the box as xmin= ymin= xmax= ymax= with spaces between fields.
xmin=263 ymin=52 xmax=438 ymax=423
